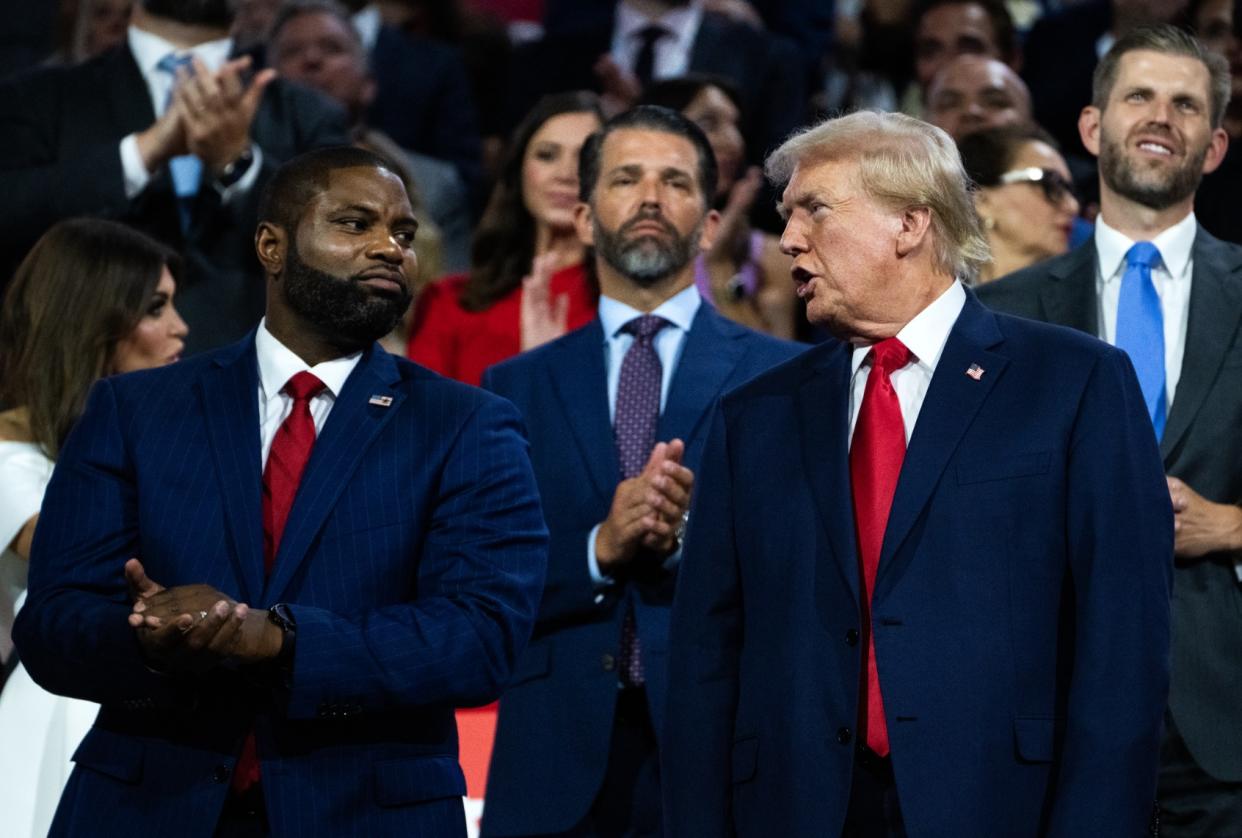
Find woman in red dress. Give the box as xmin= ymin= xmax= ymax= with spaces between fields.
xmin=407 ymin=91 xmax=604 ymax=385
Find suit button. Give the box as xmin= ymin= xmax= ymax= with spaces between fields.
xmin=212 ymin=764 xmax=230 ymax=783
xmin=836 ymin=727 xmax=852 ymax=745
xmin=845 ymin=629 xmax=859 ymax=647
xmin=601 ymin=654 xmax=616 ymax=672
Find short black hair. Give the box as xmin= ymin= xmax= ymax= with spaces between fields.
xmin=578 ymin=105 xmax=718 ymax=204
xmin=913 ymin=0 xmax=1018 ymax=65
xmin=258 ymin=145 xmax=403 ymax=233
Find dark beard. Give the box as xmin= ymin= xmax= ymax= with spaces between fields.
xmin=141 ymin=0 xmax=236 ymax=27
xmin=593 ymin=209 xmax=702 ymax=287
xmin=281 ymin=241 xmax=412 ymax=352
xmin=1099 ymin=130 xmax=1209 ymax=211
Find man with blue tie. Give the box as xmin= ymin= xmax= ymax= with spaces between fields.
xmin=480 ymin=106 xmax=801 ymax=837
xmin=14 ymin=146 xmax=548 ymax=837
xmin=663 ymin=109 xmax=1173 ymax=836
xmin=979 ymin=25 xmax=1242 ymax=833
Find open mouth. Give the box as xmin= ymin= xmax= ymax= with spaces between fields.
xmin=1135 ymin=137 xmax=1177 ymax=157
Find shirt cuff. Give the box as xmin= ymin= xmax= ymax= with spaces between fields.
xmin=1234 ymin=560 xmax=1242 ymax=584
xmin=662 ymin=544 xmax=683 ymax=571
xmin=215 ymin=144 xmax=263 ymax=204
xmin=120 ymin=134 xmax=151 ymax=200
xmin=587 ymin=523 xmax=615 ymax=589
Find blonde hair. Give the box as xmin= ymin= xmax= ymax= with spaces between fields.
xmin=765 ymin=110 xmax=991 ymax=284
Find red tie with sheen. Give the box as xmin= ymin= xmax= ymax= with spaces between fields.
xmin=848 ymin=337 xmax=911 ymax=758
xmin=232 ymin=370 xmax=326 ymax=795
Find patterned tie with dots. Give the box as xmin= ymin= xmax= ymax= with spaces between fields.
xmin=613 ymin=314 xmax=670 ymax=687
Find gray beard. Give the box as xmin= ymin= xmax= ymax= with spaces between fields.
xmin=593 ymin=212 xmax=703 ymax=287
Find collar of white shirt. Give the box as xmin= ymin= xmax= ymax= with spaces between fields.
xmin=598 ymin=283 xmax=702 ymax=339
xmin=614 ymin=0 xmax=703 ymax=54
xmin=352 ymin=5 xmax=382 ymax=54
xmin=127 ymin=24 xmax=233 ymax=81
xmin=1094 ymin=210 xmax=1196 ymax=284
xmin=850 ymin=280 xmax=967 ymax=377
xmin=255 ymin=318 xmax=363 ymax=406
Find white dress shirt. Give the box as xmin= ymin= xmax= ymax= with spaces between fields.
xmin=118 ymin=25 xmax=263 ymax=202
xmin=1093 ymin=211 xmax=1195 ymax=409
xmin=588 ymin=285 xmax=702 ymax=586
xmin=255 ymin=318 xmax=361 ymax=468
xmin=848 ymin=280 xmax=967 ymax=446
xmin=610 ymin=0 xmax=704 ymax=81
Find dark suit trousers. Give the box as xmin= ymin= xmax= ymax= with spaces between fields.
xmin=843 ymin=748 xmax=907 ymax=838
xmin=1158 ymin=712 xmax=1242 ymax=836
xmin=549 ymin=687 xmax=662 ymax=838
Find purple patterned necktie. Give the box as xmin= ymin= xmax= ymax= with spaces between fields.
xmin=614 ymin=313 xmax=670 ymax=687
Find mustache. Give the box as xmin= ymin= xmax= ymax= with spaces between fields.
xmin=620 ymin=209 xmax=678 ymax=238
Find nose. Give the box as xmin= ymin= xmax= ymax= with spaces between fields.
xmin=169 ymin=303 xmax=189 ymax=339
xmin=779 ymin=216 xmax=808 ymax=257
xmin=367 ymin=230 xmax=406 ymax=263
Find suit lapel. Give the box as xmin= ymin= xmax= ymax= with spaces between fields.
xmin=877 ymin=296 xmax=1008 ymax=595
xmin=196 ymin=337 xmax=265 ymax=603
xmin=795 ymin=342 xmax=861 ymax=602
xmin=657 ymin=305 xmax=745 ymax=447
xmin=546 ymin=320 xmax=621 ymax=498
xmin=1161 ymin=230 xmax=1242 ymax=460
xmin=1040 ymin=242 xmax=1099 ymax=336
xmin=264 ymin=346 xmax=406 ymax=602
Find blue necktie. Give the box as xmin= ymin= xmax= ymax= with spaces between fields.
xmin=1116 ymin=241 xmax=1167 ymax=439
xmin=156 ymin=52 xmax=202 ymax=231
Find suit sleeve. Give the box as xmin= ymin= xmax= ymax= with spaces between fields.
xmin=1046 ymin=348 xmax=1172 ymax=835
xmin=663 ymin=405 xmax=743 ymax=836
xmin=12 ymin=379 xmax=186 ymax=705
xmin=0 ymin=72 xmax=133 ymax=254
xmin=282 ymin=395 xmax=549 ymax=718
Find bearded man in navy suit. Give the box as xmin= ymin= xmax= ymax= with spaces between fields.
xmin=14 ymin=146 xmax=548 ymax=837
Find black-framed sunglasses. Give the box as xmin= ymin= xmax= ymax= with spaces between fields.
xmin=997 ymin=167 xmax=1077 ymax=205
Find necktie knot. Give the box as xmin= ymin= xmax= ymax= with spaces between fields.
xmin=157 ymin=52 xmax=194 ymax=78
xmin=1126 ymin=241 xmax=1161 ymax=271
xmin=284 ymin=371 xmax=326 ymax=403
xmin=621 ymin=314 xmax=671 ymax=344
xmin=869 ymin=337 xmax=912 ymax=377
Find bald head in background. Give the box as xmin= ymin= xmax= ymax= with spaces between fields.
xmin=926 ymin=54 xmax=1032 ymax=140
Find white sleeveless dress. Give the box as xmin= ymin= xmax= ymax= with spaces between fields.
xmin=0 ymin=441 xmax=97 ymax=837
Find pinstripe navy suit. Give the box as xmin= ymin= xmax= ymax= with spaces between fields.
xmin=12 ymin=334 xmax=549 ymax=838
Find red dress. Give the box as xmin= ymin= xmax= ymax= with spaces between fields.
xmin=406 ymin=263 xmax=597 ymax=386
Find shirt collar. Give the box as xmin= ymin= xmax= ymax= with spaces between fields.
xmin=127 ymin=24 xmax=233 ymax=76
xmin=255 ymin=318 xmax=363 ymax=403
xmin=615 ymin=0 xmax=703 ymax=46
xmin=850 ymin=280 xmax=967 ymax=377
xmin=1094 ymin=210 xmax=1197 ymax=282
xmin=599 ymin=283 xmax=702 ymax=340
xmin=352 ymin=5 xmax=382 ymax=53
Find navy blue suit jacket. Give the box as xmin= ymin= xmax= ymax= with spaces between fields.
xmin=13 ymin=337 xmax=548 ymax=837
xmin=478 ymin=304 xmax=802 ymax=836
xmin=663 ymin=295 xmax=1173 ymax=836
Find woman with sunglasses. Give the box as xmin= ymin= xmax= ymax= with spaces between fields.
xmin=959 ymin=125 xmax=1081 ymax=283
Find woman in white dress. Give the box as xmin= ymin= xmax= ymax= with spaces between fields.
xmin=0 ymin=218 xmax=188 ymax=837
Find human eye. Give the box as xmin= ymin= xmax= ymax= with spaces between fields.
xmin=533 ymin=144 xmax=559 ymax=162
xmin=146 ymin=294 xmax=168 ymax=318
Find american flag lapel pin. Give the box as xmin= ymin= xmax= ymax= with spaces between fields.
xmin=368 ymin=394 xmax=394 ymax=407
xmin=965 ymin=363 xmax=985 ymax=381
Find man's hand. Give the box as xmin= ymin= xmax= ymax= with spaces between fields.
xmin=134 ymin=104 xmax=188 ymax=174
xmin=1168 ymin=476 xmax=1242 ymax=559
xmin=175 ymin=56 xmax=275 ymax=174
xmin=593 ymin=53 xmax=642 ymax=116
xmin=519 ymin=253 xmax=571 ymax=351
xmin=596 ymin=439 xmax=695 ymax=573
xmin=125 ymin=559 xmax=283 ymax=672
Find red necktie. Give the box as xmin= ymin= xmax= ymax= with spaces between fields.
xmin=233 ymin=371 xmax=326 ymax=795
xmin=849 ymin=338 xmax=911 ymax=757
